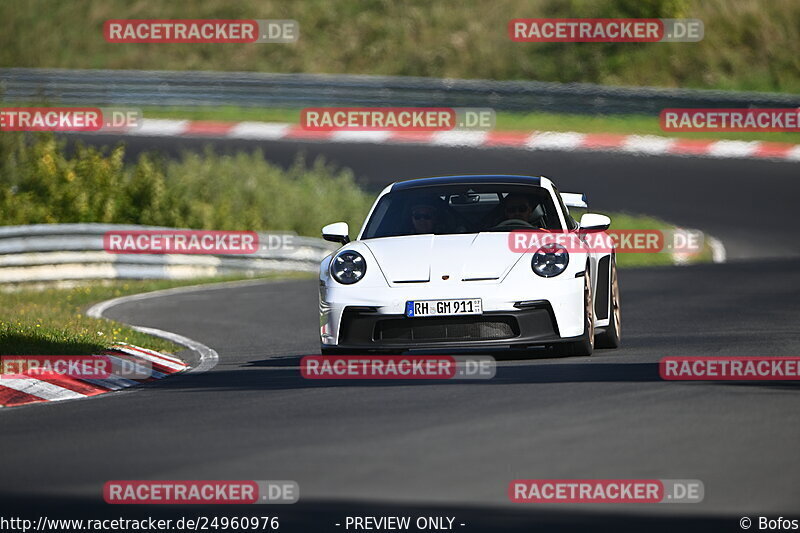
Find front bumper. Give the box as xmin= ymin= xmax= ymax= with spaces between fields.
xmin=327 ymin=302 xmax=584 ymax=350
xmin=320 ymin=260 xmax=587 ymax=347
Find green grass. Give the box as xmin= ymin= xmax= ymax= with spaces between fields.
xmin=141 ymin=106 xmax=300 ymax=124
xmin=0 ymin=273 xmax=312 ymax=355
xmin=1 ymin=0 xmax=798 ymax=93
xmin=136 ymin=106 xmax=800 ymax=144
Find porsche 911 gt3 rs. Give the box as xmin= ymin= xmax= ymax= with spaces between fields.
xmin=318 ymin=175 xmax=621 ymax=356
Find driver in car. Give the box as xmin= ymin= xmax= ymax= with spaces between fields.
xmin=410 ymin=202 xmax=438 ymax=234
xmin=503 ymin=194 xmax=535 ymax=223
xmin=486 ymin=193 xmax=547 ymax=231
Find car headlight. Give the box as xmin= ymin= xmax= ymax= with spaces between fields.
xmin=331 ymin=251 xmax=367 ymax=284
xmin=531 ymin=244 xmax=569 ymax=278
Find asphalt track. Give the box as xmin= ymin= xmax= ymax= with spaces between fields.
xmin=2 ymin=136 xmax=800 ymax=532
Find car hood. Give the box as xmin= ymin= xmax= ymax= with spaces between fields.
xmin=362 ymin=233 xmax=526 ymax=284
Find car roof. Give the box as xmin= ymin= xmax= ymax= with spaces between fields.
xmin=390 ymin=175 xmax=543 ymax=191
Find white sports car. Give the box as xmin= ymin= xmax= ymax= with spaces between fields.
xmin=318 ymin=175 xmax=620 ymax=356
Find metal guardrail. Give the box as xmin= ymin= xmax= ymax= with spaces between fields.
xmin=2 ymin=68 xmax=799 ymax=116
xmin=0 ymin=223 xmax=336 ymax=283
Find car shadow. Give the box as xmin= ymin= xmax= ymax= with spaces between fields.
xmin=145 ymin=350 xmax=800 ymax=394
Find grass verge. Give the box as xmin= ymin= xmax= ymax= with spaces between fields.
xmin=0 ymin=272 xmax=312 ymax=356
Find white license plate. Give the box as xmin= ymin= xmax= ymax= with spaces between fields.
xmin=405 ymin=298 xmax=482 ymax=317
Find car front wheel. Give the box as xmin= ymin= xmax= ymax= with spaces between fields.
xmin=595 ymin=256 xmax=621 ymax=349
xmin=560 ymin=268 xmax=595 ymax=357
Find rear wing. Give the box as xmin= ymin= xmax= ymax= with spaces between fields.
xmin=560 ymin=192 xmax=588 ymax=209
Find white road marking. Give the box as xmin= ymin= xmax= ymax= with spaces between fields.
xmin=86 ymin=280 xmax=278 ymax=375
xmin=131 ymin=325 xmax=217 ymax=374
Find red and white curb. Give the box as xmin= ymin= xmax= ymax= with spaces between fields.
xmin=0 ymin=344 xmax=188 ymax=408
xmin=86 ymin=119 xmax=800 ymax=162
xmin=0 ymin=281 xmax=235 ymax=408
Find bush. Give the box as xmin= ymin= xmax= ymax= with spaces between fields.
xmin=0 ymin=133 xmax=374 ymax=235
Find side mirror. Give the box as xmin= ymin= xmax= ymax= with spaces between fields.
xmin=322 ymin=222 xmax=350 ymax=244
xmin=579 ymin=213 xmax=611 ymax=231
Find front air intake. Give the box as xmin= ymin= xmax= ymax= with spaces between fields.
xmin=375 ymin=316 xmax=518 ymax=342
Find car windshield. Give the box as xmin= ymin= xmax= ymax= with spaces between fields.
xmin=360 ymin=184 xmax=562 ymax=239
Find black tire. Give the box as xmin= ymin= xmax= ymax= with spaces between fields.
xmin=595 ymin=256 xmax=621 ymax=349
xmin=560 ymin=268 xmax=595 ymax=357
